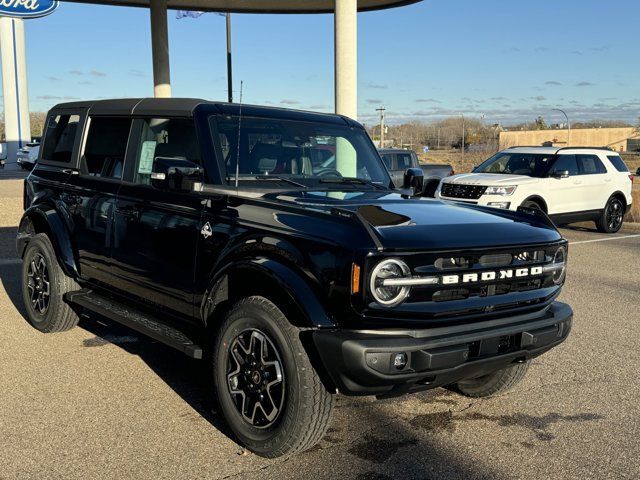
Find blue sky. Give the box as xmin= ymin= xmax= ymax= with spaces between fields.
xmin=9 ymin=0 xmax=640 ymax=125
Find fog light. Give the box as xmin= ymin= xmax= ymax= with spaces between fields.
xmin=393 ymin=352 xmax=408 ymax=369
xmin=488 ymin=201 xmax=511 ymax=209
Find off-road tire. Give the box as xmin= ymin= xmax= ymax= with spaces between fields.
xmin=21 ymin=233 xmax=80 ymax=333
xmin=212 ymin=296 xmax=335 ymax=458
xmin=454 ymin=361 xmax=530 ymax=398
xmin=596 ymin=196 xmax=625 ymax=233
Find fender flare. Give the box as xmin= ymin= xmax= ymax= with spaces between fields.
xmin=17 ymin=206 xmax=79 ymax=278
xmin=202 ymin=257 xmax=334 ymax=329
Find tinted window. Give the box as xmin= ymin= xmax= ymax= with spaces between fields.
xmin=475 ymin=152 xmax=555 ymax=177
xmin=83 ymin=117 xmax=132 ymax=178
xmin=577 ymin=154 xmax=606 ymax=175
xmin=133 ymin=118 xmax=201 ymax=185
xmin=607 ymin=155 xmax=629 ymax=172
xmin=396 ymin=153 xmax=413 ymax=169
xmin=41 ymin=114 xmax=80 ymax=163
xmin=550 ymin=155 xmax=579 ymax=176
xmin=213 ymin=115 xmax=389 ymax=186
xmin=380 ymin=154 xmax=393 ymax=169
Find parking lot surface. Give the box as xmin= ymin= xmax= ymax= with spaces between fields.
xmin=1 ymin=177 xmax=638 ymax=480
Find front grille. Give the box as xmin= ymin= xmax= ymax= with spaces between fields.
xmin=441 ymin=183 xmax=487 ymax=200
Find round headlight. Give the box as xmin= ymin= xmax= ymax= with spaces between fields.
xmin=370 ymin=259 xmax=411 ymax=307
xmin=552 ymin=245 xmax=567 ymax=285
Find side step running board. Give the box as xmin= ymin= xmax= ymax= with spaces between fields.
xmin=65 ymin=289 xmax=203 ymax=359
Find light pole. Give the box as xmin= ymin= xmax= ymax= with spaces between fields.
xmin=376 ymin=106 xmax=385 ymax=148
xmin=552 ymin=108 xmax=570 ymax=146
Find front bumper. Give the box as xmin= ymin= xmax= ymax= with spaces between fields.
xmin=313 ymin=301 xmax=572 ymax=397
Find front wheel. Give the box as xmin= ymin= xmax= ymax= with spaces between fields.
xmin=454 ymin=361 xmax=530 ymax=398
xmin=212 ymin=296 xmax=335 ymax=458
xmin=596 ymin=196 xmax=625 ymax=233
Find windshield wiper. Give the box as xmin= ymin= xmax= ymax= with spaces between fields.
xmin=230 ymin=175 xmax=309 ymax=189
xmin=319 ymin=177 xmax=387 ymax=190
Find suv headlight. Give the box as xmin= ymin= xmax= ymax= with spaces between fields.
xmin=370 ymin=258 xmax=411 ymax=307
xmin=485 ymin=186 xmax=517 ymax=196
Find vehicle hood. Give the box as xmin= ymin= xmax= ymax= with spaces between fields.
xmin=444 ymin=173 xmax=540 ymax=186
xmin=269 ymin=190 xmax=561 ymax=251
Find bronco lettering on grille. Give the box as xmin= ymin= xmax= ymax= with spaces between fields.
xmin=441 ymin=266 xmax=543 ymax=285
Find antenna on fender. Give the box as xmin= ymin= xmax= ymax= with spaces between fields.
xmin=234 ymin=80 xmax=243 ymax=189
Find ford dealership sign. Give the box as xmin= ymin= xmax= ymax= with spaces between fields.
xmin=0 ymin=0 xmax=59 ymax=19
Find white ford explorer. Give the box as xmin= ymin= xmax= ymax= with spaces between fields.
xmin=435 ymin=146 xmax=634 ymax=233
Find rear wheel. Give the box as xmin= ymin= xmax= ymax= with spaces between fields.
xmin=454 ymin=361 xmax=530 ymax=398
xmin=21 ymin=233 xmax=80 ymax=332
xmin=596 ymin=196 xmax=624 ymax=233
xmin=212 ymin=296 xmax=335 ymax=458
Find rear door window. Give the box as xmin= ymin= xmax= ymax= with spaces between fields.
xmin=606 ymin=155 xmax=629 ymax=172
xmin=82 ymin=117 xmax=132 ymax=179
xmin=41 ymin=114 xmax=81 ymax=164
xmin=576 ymin=154 xmax=607 ymax=175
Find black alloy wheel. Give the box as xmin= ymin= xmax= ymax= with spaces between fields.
xmin=26 ymin=253 xmax=50 ymax=315
xmin=226 ymin=328 xmax=285 ymax=428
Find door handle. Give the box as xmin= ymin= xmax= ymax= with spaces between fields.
xmin=604 ymin=178 xmax=612 ymax=182
xmin=116 ymin=206 xmax=141 ymax=221
xmin=572 ymin=180 xmax=582 ymax=185
xmin=62 ymin=168 xmax=79 ymax=176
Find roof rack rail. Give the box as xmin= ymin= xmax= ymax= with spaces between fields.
xmin=554 ymin=146 xmax=615 ymax=153
xmin=506 ymin=145 xmax=550 ymax=149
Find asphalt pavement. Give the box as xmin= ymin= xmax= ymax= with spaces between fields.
xmin=0 ymin=178 xmax=638 ymax=480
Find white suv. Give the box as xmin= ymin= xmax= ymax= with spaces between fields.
xmin=435 ymin=147 xmax=633 ymax=233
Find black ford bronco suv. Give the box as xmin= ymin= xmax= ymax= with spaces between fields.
xmin=17 ymin=99 xmax=572 ymax=458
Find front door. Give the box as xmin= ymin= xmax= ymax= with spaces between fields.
xmin=546 ymin=154 xmax=581 ymax=214
xmin=111 ymin=117 xmax=204 ymax=319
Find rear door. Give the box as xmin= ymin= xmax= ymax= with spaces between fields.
xmin=63 ymin=116 xmax=133 ymax=285
xmin=111 ymin=117 xmax=204 ymax=319
xmin=575 ymin=154 xmax=609 ymax=211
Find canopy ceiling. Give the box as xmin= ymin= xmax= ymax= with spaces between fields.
xmin=62 ymin=0 xmax=420 ymax=13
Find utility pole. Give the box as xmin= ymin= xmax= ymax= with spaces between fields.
xmin=437 ymin=128 xmax=440 ymax=149
xmin=376 ymin=106 xmax=386 ymax=148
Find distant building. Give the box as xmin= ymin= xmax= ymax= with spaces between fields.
xmin=499 ymin=127 xmax=639 ymax=152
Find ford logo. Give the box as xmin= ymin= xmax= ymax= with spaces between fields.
xmin=0 ymin=0 xmax=59 ymax=19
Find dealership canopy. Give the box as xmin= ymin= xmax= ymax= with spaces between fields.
xmin=66 ymin=0 xmax=420 ymax=118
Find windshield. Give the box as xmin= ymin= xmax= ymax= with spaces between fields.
xmin=474 ymin=152 xmax=555 ymax=178
xmin=211 ymin=115 xmax=390 ymax=187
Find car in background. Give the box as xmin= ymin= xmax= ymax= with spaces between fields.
xmin=379 ymin=148 xmax=453 ymax=196
xmin=436 ymin=146 xmax=633 ymax=233
xmin=16 ymin=142 xmax=40 ymax=170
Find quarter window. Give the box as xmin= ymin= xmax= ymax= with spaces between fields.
xmin=606 ymin=155 xmax=629 ymax=172
xmin=41 ymin=114 xmax=80 ymax=163
xmin=380 ymin=154 xmax=393 ymax=170
xmin=82 ymin=117 xmax=132 ymax=178
xmin=132 ymin=118 xmax=201 ymax=185
xmin=576 ymin=154 xmax=607 ymax=175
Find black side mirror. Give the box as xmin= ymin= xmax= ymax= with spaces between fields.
xmin=551 ymin=169 xmax=569 ymax=179
xmin=636 ymin=167 xmax=640 ymax=176
xmin=152 ymin=157 xmax=202 ymax=192
xmin=402 ymin=167 xmax=424 ymax=197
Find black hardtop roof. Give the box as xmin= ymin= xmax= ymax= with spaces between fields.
xmin=51 ymin=98 xmax=360 ymax=128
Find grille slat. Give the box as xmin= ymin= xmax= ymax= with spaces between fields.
xmin=441 ymin=183 xmax=487 ymax=200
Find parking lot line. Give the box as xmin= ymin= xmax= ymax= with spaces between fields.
xmin=569 ymin=234 xmax=640 ymax=245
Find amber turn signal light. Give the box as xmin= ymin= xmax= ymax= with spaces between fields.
xmin=351 ymin=263 xmax=361 ymax=295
